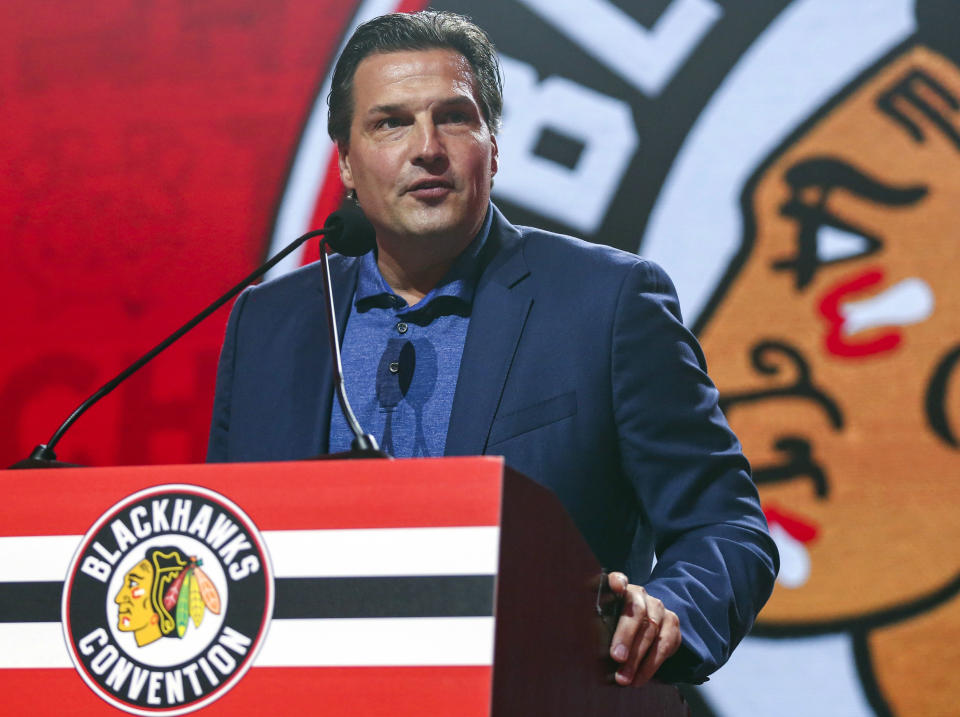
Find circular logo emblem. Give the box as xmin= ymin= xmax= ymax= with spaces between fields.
xmin=62 ymin=484 xmax=273 ymax=715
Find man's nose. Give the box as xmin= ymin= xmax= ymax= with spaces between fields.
xmin=411 ymin=120 xmax=446 ymax=166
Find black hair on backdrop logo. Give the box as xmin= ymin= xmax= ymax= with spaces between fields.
xmin=62 ymin=485 xmax=273 ymax=716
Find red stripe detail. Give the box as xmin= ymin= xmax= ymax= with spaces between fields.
xmin=764 ymin=504 xmax=819 ymax=543
xmin=0 ymin=457 xmax=504 ymax=536
xmin=0 ymin=666 xmax=491 ymax=716
xmin=394 ymin=0 xmax=433 ymax=13
xmin=818 ymin=267 xmax=901 ymax=357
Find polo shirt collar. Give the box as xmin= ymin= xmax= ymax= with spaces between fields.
xmin=354 ymin=203 xmax=494 ymax=315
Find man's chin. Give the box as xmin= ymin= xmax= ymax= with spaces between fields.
xmin=393 ymin=199 xmax=483 ymax=235
xmin=391 ymin=218 xmax=467 ymax=244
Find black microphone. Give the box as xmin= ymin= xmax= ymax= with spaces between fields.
xmin=315 ymin=206 xmax=387 ymax=459
xmin=323 ymin=204 xmax=377 ymax=257
xmin=10 ymin=207 xmax=381 ymax=469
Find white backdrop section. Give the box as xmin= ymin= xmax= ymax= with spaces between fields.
xmin=699 ymin=634 xmax=875 ymax=717
xmin=640 ymin=0 xmax=916 ymax=326
xmin=516 ymin=0 xmax=722 ymax=97
xmin=494 ymin=55 xmax=638 ymax=234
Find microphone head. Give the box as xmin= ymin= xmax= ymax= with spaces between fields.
xmin=323 ymin=206 xmax=377 ymax=257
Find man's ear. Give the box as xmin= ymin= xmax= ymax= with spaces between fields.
xmin=337 ymin=142 xmax=355 ymax=190
xmin=490 ymin=134 xmax=498 ymax=178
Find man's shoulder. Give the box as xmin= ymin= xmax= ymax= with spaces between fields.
xmin=487 ymin=205 xmax=652 ymax=274
xmin=519 ymin=224 xmax=638 ymax=266
xmin=244 ymin=253 xmax=359 ymax=304
xmin=502 ymin=218 xmax=669 ymax=291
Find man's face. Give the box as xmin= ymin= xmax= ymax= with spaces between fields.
xmin=338 ymin=48 xmax=498 ymax=248
xmin=700 ymin=46 xmax=960 ymax=624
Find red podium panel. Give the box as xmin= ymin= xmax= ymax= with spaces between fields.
xmin=0 ymin=458 xmax=687 ymax=716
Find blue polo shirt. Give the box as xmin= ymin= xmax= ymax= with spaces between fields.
xmin=328 ymin=208 xmax=493 ymax=457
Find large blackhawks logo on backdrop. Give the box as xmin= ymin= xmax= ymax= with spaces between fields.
xmin=270 ymin=1 xmax=957 ymax=715
xmin=63 ymin=486 xmax=273 ymax=715
xmin=620 ymin=1 xmax=958 ymax=715
xmin=5 ymin=0 xmax=957 ymax=715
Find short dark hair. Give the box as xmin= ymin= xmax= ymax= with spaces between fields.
xmin=327 ymin=11 xmax=503 ymax=145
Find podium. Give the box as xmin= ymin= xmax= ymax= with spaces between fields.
xmin=0 ymin=457 xmax=688 ymax=716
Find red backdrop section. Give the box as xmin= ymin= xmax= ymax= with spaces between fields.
xmin=0 ymin=0 xmax=357 ymax=466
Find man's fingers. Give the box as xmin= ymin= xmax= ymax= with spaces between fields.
xmin=607 ymin=571 xmax=629 ymax=596
xmin=615 ymin=613 xmax=660 ymax=684
xmin=609 ymin=582 xmax=647 ymax=663
xmin=606 ymin=572 xmax=633 ymax=662
xmin=612 ymin=589 xmax=666 ymax=685
xmin=632 ymin=610 xmax=683 ymax=687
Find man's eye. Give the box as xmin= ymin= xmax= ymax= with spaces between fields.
xmin=376 ymin=117 xmax=403 ymax=129
xmin=438 ymin=109 xmax=473 ymax=125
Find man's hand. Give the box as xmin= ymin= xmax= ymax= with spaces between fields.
xmin=608 ymin=572 xmax=682 ymax=686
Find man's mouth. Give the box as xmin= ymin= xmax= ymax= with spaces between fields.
xmin=406 ymin=179 xmax=453 ymax=198
xmin=764 ymin=503 xmax=819 ymax=589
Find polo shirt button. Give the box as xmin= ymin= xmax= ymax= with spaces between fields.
xmin=397 ymin=322 xmax=408 ymax=334
xmin=388 ymin=361 xmax=400 ymax=374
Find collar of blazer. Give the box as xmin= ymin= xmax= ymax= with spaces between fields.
xmin=315 ymin=204 xmax=533 ymax=458
xmin=446 ymin=206 xmax=533 ymax=457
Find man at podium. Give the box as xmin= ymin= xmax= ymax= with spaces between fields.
xmin=208 ymin=10 xmax=777 ymax=690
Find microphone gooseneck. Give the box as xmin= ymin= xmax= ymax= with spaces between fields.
xmin=10 ymin=210 xmax=372 ymax=469
xmin=317 ymin=206 xmax=386 ymax=458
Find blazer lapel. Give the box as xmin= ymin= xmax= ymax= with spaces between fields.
xmin=445 ymin=211 xmax=531 ymax=456
xmin=311 ymin=254 xmax=361 ymax=456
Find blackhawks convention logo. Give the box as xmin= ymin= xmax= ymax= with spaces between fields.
xmin=62 ymin=485 xmax=273 ymax=715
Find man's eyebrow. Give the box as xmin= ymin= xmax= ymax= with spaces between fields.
xmin=366 ymin=96 xmax=476 ymax=116
xmin=433 ymin=96 xmax=476 ymax=108
xmin=127 ymin=571 xmax=144 ymax=580
xmin=367 ymin=102 xmax=407 ymax=116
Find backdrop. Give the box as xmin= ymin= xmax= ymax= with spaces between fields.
xmin=3 ymin=1 xmax=957 ymax=714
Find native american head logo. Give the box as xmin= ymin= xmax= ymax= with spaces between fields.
xmin=114 ymin=547 xmax=222 ymax=648
xmin=692 ymin=1 xmax=960 ymax=714
xmin=63 ymin=485 xmax=272 ymax=716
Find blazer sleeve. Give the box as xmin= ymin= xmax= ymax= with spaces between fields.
xmin=206 ymin=287 xmax=252 ymax=463
xmin=611 ymin=259 xmax=779 ymax=684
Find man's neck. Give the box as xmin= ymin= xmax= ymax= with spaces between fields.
xmin=375 ymin=230 xmax=476 ymax=306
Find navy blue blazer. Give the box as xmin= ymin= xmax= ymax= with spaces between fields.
xmin=208 ymin=205 xmax=778 ymax=683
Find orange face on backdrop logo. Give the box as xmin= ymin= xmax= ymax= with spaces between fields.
xmin=693 ymin=9 xmax=960 ymax=716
